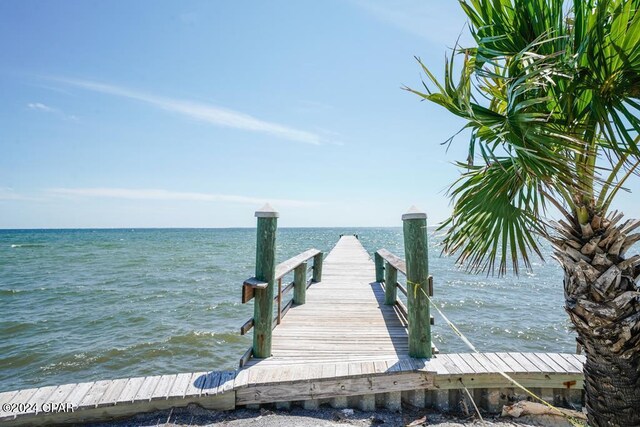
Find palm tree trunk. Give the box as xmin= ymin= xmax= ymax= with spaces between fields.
xmin=555 ymin=212 xmax=640 ymax=426
xmin=581 ymin=346 xmax=640 ymax=426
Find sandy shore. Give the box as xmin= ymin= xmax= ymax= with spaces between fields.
xmin=86 ymin=404 xmax=577 ymax=427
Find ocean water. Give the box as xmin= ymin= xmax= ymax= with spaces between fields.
xmin=0 ymin=228 xmax=575 ymax=392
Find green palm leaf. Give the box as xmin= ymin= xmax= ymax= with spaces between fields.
xmin=409 ymin=0 xmax=640 ymax=275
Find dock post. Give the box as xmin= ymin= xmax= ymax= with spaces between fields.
xmin=253 ymin=203 xmax=279 ymax=358
xmin=312 ymin=252 xmax=323 ymax=282
xmin=293 ymin=262 xmax=307 ymax=305
xmin=384 ymin=262 xmax=397 ymax=305
xmin=374 ymin=252 xmax=384 ymax=282
xmin=402 ymin=206 xmax=431 ymax=358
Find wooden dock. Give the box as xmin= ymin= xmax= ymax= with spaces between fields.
xmin=0 ymin=230 xmax=586 ymax=426
xmin=247 ymin=235 xmax=408 ymax=365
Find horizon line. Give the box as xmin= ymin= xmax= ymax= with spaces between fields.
xmin=0 ymin=225 xmax=444 ymax=231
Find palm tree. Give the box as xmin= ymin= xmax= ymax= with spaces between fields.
xmin=406 ymin=1 xmax=640 ymax=425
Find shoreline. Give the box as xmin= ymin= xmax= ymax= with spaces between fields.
xmin=88 ymin=405 xmax=578 ymax=427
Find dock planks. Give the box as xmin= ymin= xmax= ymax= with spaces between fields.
xmin=245 ymin=236 xmax=408 ymax=366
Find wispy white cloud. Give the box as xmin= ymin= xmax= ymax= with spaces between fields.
xmin=49 ymin=77 xmax=325 ymax=145
xmin=0 ymin=187 xmax=42 ymax=202
xmin=27 ymin=102 xmax=79 ymax=121
xmin=47 ymin=187 xmax=321 ymax=208
xmin=28 ymin=102 xmax=56 ymax=112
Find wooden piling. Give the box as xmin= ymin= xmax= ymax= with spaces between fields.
xmin=402 ymin=206 xmax=431 ymax=358
xmin=384 ymin=262 xmax=397 ymax=305
xmin=253 ymin=204 xmax=278 ymax=358
xmin=312 ymin=253 xmax=323 ymax=282
xmin=374 ymin=252 xmax=384 ymax=282
xmin=293 ymin=262 xmax=307 ymax=305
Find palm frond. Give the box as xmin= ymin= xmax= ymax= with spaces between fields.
xmin=440 ymin=158 xmax=548 ymax=275
xmin=410 ymin=0 xmax=640 ymax=275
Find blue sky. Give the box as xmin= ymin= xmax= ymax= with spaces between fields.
xmin=1 ymin=1 xmax=638 ymax=228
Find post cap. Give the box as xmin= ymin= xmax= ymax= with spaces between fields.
xmin=255 ymin=203 xmax=279 ymax=218
xmin=402 ymin=205 xmax=427 ymax=221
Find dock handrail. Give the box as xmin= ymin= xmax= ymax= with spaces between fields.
xmin=374 ymin=206 xmax=433 ymax=358
xmin=239 ymin=204 xmax=324 ymax=366
xmin=274 ymin=248 xmax=322 ymax=280
xmin=241 ymin=248 xmax=323 ymax=327
xmin=375 ymin=249 xmax=433 ymax=325
xmin=376 ymin=248 xmax=406 ymax=274
xmin=239 ymin=249 xmax=323 ymax=366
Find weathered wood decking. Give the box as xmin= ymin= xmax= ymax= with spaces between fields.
xmin=247 ymin=235 xmax=408 ymax=365
xmin=0 ymin=236 xmax=585 ymax=426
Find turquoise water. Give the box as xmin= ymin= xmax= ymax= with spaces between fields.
xmin=0 ymin=228 xmax=574 ymax=392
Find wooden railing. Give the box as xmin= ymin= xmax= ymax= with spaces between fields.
xmin=374 ymin=206 xmax=433 ymax=358
xmin=240 ymin=248 xmax=322 ymax=333
xmin=375 ymin=249 xmax=433 ymax=328
xmin=238 ymin=204 xmax=324 ymax=366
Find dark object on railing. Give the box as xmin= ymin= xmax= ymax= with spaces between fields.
xmin=241 ymin=277 xmax=267 ymax=304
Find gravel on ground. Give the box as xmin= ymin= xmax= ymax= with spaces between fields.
xmin=86 ymin=404 xmax=578 ymax=427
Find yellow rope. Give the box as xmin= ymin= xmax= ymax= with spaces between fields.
xmin=407 ymin=280 xmax=585 ymax=427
